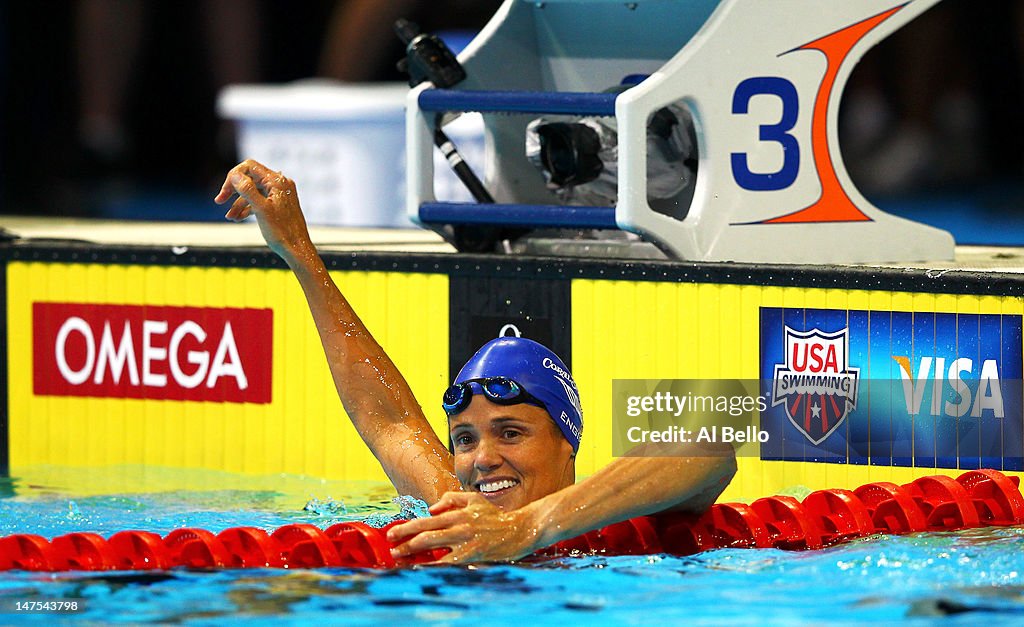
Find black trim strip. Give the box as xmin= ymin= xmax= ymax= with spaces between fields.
xmin=2 ymin=242 xmax=1023 ymax=296
xmin=0 ymin=257 xmax=8 ymax=477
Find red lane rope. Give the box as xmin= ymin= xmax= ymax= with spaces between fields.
xmin=2 ymin=469 xmax=1021 ymax=572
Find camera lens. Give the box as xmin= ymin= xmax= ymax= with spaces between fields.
xmin=536 ymin=123 xmax=604 ymax=186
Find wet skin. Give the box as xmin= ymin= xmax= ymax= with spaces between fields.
xmin=216 ymin=159 xmax=736 ymax=564
xmin=449 ymin=395 xmax=575 ymax=512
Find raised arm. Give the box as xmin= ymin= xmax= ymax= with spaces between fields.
xmin=215 ymin=160 xmax=460 ymax=502
xmin=387 ymin=444 xmax=736 ymax=563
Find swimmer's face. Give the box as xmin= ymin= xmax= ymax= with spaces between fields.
xmin=449 ymin=395 xmax=575 ymax=511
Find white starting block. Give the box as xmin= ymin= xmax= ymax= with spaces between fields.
xmin=406 ymin=0 xmax=954 ymax=263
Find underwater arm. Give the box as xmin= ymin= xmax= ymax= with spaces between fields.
xmin=215 ymin=160 xmax=460 ymax=502
xmin=388 ymin=444 xmax=736 ymax=563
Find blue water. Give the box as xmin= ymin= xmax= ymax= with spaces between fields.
xmin=2 ymin=467 xmax=1024 ymax=625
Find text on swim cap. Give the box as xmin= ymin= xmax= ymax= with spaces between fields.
xmin=560 ymin=410 xmax=581 ymax=439
xmin=542 ymin=357 xmax=576 ymax=386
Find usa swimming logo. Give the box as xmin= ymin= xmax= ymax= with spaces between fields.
xmin=771 ymin=326 xmax=859 ymax=444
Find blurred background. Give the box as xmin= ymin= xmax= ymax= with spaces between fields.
xmin=0 ymin=0 xmax=1021 ymax=244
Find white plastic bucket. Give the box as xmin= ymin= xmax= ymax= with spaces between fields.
xmin=218 ymin=81 xmax=485 ymax=228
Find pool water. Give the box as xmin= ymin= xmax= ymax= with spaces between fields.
xmin=2 ymin=466 xmax=1024 ymax=625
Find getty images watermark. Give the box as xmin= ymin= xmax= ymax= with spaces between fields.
xmin=611 ymin=380 xmax=769 ymax=457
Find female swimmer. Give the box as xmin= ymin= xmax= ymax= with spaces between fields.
xmin=215 ymin=159 xmax=736 ymax=563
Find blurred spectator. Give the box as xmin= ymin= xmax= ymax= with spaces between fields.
xmin=3 ymin=1 xmax=334 ymax=216
xmin=318 ymin=0 xmax=502 ymax=82
xmin=841 ymin=0 xmax=1024 ymax=196
xmin=75 ymin=0 xmax=262 ymax=183
xmin=0 ymin=2 xmax=6 ymax=212
xmin=2 ymin=4 xmax=77 ymax=215
xmin=2 ymin=0 xmax=1023 ymax=219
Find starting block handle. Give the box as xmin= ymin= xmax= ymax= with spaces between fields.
xmin=418 ymin=89 xmax=618 ymax=116
xmin=420 ymin=201 xmax=617 ymax=229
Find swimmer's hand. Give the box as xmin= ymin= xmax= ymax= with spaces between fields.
xmin=214 ymin=159 xmax=314 ymax=263
xmin=386 ymin=492 xmax=542 ymax=564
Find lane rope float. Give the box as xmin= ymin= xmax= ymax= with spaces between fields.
xmin=2 ymin=469 xmax=1021 ymax=572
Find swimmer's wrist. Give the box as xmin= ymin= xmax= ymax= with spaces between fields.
xmin=518 ymin=496 xmax=569 ymax=552
xmin=278 ymin=240 xmax=320 ymax=268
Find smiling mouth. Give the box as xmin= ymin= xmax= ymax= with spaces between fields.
xmin=476 ymin=478 xmax=520 ymax=495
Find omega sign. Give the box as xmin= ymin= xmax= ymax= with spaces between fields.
xmin=33 ymin=303 xmax=272 ymax=403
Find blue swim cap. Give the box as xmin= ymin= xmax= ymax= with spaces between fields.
xmin=454 ymin=337 xmax=583 ymax=452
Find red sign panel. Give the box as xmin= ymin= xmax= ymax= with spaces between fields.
xmin=33 ymin=303 xmax=273 ymax=403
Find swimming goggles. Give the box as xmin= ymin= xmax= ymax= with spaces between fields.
xmin=442 ymin=377 xmax=546 ymax=416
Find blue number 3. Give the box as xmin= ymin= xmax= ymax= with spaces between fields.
xmin=731 ymin=77 xmax=800 ymax=191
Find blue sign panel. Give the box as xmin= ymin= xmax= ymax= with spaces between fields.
xmin=760 ymin=308 xmax=1023 ymax=470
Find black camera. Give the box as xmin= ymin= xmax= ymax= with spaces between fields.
xmin=534 ymin=122 xmax=605 ymax=187
xmin=527 ymin=100 xmax=696 ymax=216
xmin=533 ymin=107 xmax=684 ymax=189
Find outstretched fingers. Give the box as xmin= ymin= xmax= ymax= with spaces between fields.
xmin=388 ymin=511 xmax=480 ymax=558
xmin=224 ymin=197 xmax=252 ymax=222
xmin=214 ymin=172 xmax=237 ymax=205
xmin=214 ymin=162 xmax=249 ymax=204
xmin=241 ymin=159 xmax=278 ymax=187
xmin=391 ymin=529 xmax=464 ymax=560
xmin=229 ymin=170 xmax=269 ymax=209
xmin=215 ymin=159 xmax=313 ymax=261
xmin=214 ymin=159 xmax=280 ymax=206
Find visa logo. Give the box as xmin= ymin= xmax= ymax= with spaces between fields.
xmin=892 ymin=356 xmax=1003 ymax=418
